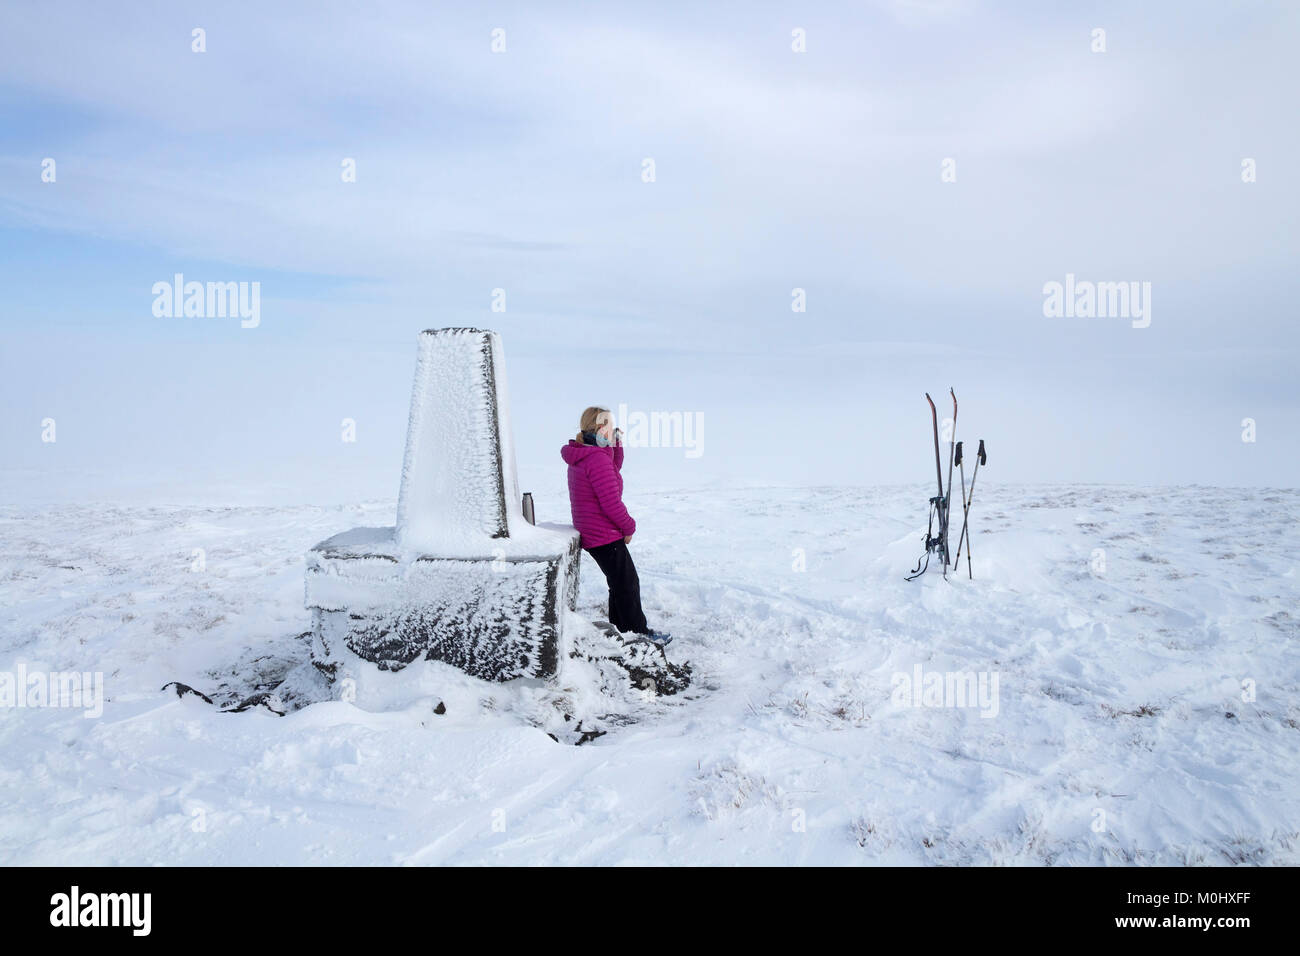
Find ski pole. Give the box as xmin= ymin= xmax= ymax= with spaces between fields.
xmin=955 ymin=441 xmax=968 ymax=577
xmin=954 ymin=439 xmax=986 ymax=573
xmin=944 ymin=389 xmax=957 ymax=576
xmin=954 ymin=440 xmax=982 ymax=564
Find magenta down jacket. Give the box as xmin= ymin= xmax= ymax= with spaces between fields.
xmin=561 ymin=440 xmax=636 ymax=548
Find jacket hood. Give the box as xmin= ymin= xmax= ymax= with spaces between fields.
xmin=561 ymin=439 xmax=609 ymax=466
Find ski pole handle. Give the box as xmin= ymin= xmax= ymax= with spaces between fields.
xmin=977 ymin=439 xmax=986 ymax=466
xmin=954 ymin=441 xmax=963 ymax=466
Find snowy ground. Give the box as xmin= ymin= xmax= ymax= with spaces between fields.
xmin=1 ymin=483 xmax=1297 ymax=865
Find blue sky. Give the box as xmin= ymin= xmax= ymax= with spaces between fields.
xmin=1 ymin=0 xmax=1297 ymax=503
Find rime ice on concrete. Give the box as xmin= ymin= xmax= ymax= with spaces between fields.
xmin=396 ymin=329 xmax=519 ymax=549
xmin=305 ymin=329 xmax=580 ymax=683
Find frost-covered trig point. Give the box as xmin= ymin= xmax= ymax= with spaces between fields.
xmin=305 ymin=329 xmax=580 ymax=683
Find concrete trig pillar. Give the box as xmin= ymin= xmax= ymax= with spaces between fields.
xmin=305 ymin=329 xmax=580 ymax=686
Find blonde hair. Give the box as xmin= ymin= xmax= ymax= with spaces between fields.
xmin=575 ymin=406 xmax=611 ymax=444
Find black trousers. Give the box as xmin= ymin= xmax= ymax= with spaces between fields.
xmin=585 ymin=538 xmax=649 ymax=635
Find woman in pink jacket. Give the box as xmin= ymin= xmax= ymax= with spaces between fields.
xmin=561 ymin=406 xmax=672 ymax=646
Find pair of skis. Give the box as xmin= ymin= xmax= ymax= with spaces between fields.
xmin=906 ymin=389 xmax=987 ymax=581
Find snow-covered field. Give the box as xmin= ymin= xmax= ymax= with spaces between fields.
xmin=1 ymin=483 xmax=1297 ymax=865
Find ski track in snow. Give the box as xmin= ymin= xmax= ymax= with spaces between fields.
xmin=1 ymin=484 xmax=1297 ymax=865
